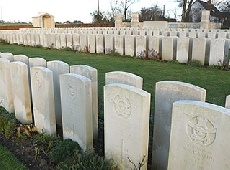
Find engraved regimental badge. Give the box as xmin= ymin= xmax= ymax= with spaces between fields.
xmin=186 ymin=116 xmax=217 ymax=146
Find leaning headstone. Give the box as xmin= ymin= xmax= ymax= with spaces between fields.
xmin=104 ymin=83 xmax=151 ymax=169
xmin=0 ymin=58 xmax=14 ymax=113
xmin=10 ymin=61 xmax=33 ymax=124
xmin=60 ymin=73 xmax=93 ymax=151
xmin=152 ymin=81 xmax=206 ymax=170
xmin=168 ymin=100 xmax=230 ymax=169
xmin=105 ymin=71 xmax=143 ymax=89
xmin=176 ymin=37 xmax=189 ymax=63
xmin=225 ymin=95 xmax=230 ymax=109
xmin=124 ymin=35 xmax=135 ymax=57
xmin=31 ymin=67 xmax=56 ymax=135
xmin=47 ymin=60 xmax=69 ymax=125
xmin=14 ymin=55 xmax=29 ymax=65
xmin=209 ymin=38 xmax=225 ymax=66
xmin=191 ymin=38 xmax=206 ymax=65
xmin=70 ymin=65 xmax=98 ymax=139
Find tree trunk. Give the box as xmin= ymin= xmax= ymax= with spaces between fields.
xmin=182 ymin=0 xmax=187 ymax=21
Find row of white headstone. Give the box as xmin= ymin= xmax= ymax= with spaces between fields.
xmin=0 ymin=31 xmax=230 ymax=66
xmin=18 ymin=27 xmax=230 ymax=38
xmin=1 ymin=52 xmax=230 ymax=169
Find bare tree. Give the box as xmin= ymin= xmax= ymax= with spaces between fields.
xmin=139 ymin=5 xmax=164 ymax=21
xmin=177 ymin=0 xmax=195 ymax=21
xmin=111 ymin=0 xmax=140 ymax=21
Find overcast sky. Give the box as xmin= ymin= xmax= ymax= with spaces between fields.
xmin=0 ymin=0 xmax=180 ymax=23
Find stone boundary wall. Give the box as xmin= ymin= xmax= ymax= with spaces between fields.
xmin=0 ymin=27 xmax=229 ymax=66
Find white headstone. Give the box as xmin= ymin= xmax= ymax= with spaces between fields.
xmin=73 ymin=34 xmax=80 ymax=51
xmin=104 ymin=83 xmax=150 ymax=169
xmin=80 ymin=34 xmax=88 ymax=53
xmin=209 ymin=38 xmax=225 ymax=66
xmin=29 ymin=57 xmax=46 ymax=68
xmin=176 ymin=37 xmax=189 ymax=63
xmin=47 ymin=60 xmax=69 ymax=125
xmin=104 ymin=34 xmax=114 ymax=54
xmin=14 ymin=55 xmax=29 ymax=65
xmin=225 ymin=95 xmax=230 ymax=109
xmin=114 ymin=35 xmax=124 ymax=55
xmin=152 ymin=81 xmax=206 ymax=170
xmin=96 ymin=34 xmax=104 ymax=54
xmin=70 ymin=65 xmax=98 ymax=139
xmin=168 ymin=100 xmax=230 ymax=169
xmin=60 ymin=73 xmax=93 ymax=151
xmin=105 ymin=71 xmax=143 ymax=89
xmin=148 ymin=36 xmax=160 ymax=54
xmin=124 ymin=35 xmax=135 ymax=57
xmin=88 ymin=34 xmax=96 ymax=53
xmin=31 ymin=67 xmax=56 ymax=135
xmin=162 ymin=37 xmax=175 ymax=61
xmin=0 ymin=58 xmax=14 ymax=113
xmin=191 ymin=38 xmax=206 ymax=65
xmin=136 ymin=35 xmax=147 ymax=58
xmin=0 ymin=53 xmax=14 ymax=61
xmin=10 ymin=61 xmax=33 ymax=124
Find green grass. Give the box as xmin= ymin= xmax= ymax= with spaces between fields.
xmin=0 ymin=144 xmax=27 ymax=170
xmin=0 ymin=43 xmax=230 ymax=167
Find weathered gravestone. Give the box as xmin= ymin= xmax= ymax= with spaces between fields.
xmin=168 ymin=100 xmax=230 ymax=169
xmin=0 ymin=58 xmax=14 ymax=113
xmin=105 ymin=71 xmax=143 ymax=89
xmin=225 ymin=95 xmax=230 ymax=109
xmin=31 ymin=67 xmax=56 ymax=135
xmin=152 ymin=81 xmax=206 ymax=170
xmin=10 ymin=61 xmax=33 ymax=124
xmin=104 ymin=83 xmax=150 ymax=169
xmin=60 ymin=73 xmax=93 ymax=151
xmin=47 ymin=60 xmax=69 ymax=126
xmin=70 ymin=65 xmax=98 ymax=139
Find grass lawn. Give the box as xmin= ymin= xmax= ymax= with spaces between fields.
xmin=0 ymin=144 xmax=27 ymax=170
xmin=0 ymin=43 xmax=230 ymax=167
